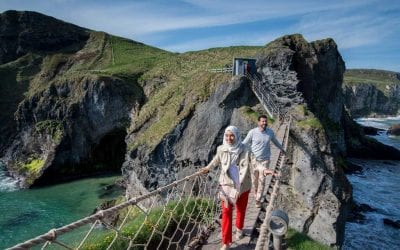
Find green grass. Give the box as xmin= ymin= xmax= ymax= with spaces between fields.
xmin=297 ymin=117 xmax=323 ymax=130
xmin=23 ymin=159 xmax=45 ymax=174
xmin=294 ymin=104 xmax=309 ymax=117
xmin=81 ymin=198 xmax=217 ymax=250
xmin=18 ymin=158 xmax=46 ymax=186
xmin=240 ymin=106 xmax=260 ymax=123
xmin=127 ymin=45 xmax=262 ymax=150
xmin=344 ymin=69 xmax=400 ymax=94
xmin=239 ymin=106 xmax=275 ymax=124
xmin=35 ymin=120 xmax=64 ymax=143
xmin=2 ymin=29 xmax=263 ymax=154
xmin=286 ymin=228 xmax=332 ymax=250
xmin=104 ymin=35 xmax=173 ymax=76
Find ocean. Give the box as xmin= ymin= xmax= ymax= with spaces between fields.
xmin=0 ymin=117 xmax=399 ymax=249
xmin=343 ymin=116 xmax=400 ymax=249
xmin=0 ymin=171 xmax=122 ymax=249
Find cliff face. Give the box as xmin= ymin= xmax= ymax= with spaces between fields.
xmin=3 ymin=75 xmax=140 ymax=187
xmin=256 ymin=35 xmax=351 ymax=246
xmin=0 ymin=11 xmax=145 ymax=187
xmin=122 ymin=34 xmax=352 ymax=247
xmin=0 ymin=10 xmax=90 ymax=154
xmin=123 ymin=76 xmax=259 ymax=196
xmin=344 ymin=83 xmax=400 ymax=117
xmin=343 ymin=69 xmax=400 ymax=118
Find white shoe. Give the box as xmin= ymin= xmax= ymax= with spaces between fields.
xmin=220 ymin=244 xmax=229 ymax=250
xmin=236 ymin=229 xmax=244 ymax=240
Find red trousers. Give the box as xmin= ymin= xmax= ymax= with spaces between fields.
xmin=221 ymin=190 xmax=250 ymax=244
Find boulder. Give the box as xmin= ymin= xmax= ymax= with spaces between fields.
xmin=362 ymin=125 xmax=384 ymax=136
xmin=383 ymin=218 xmax=400 ymax=229
xmin=388 ymin=124 xmax=400 ymax=136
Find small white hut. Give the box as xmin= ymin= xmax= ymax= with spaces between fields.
xmin=232 ymin=58 xmax=256 ymax=76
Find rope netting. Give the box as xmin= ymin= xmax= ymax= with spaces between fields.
xmin=8 ymin=169 xmax=222 ymax=250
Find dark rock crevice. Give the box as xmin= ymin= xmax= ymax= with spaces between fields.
xmin=34 ymin=128 xmax=127 ymax=186
xmin=3 ymin=74 xmax=142 ymax=187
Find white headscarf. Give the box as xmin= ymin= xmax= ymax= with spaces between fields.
xmin=222 ymin=126 xmax=243 ymax=189
xmin=222 ymin=125 xmax=243 ymax=155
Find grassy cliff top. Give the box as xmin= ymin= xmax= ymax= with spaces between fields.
xmin=123 ymin=44 xmax=262 ymax=150
xmin=344 ymin=69 xmax=400 ymax=93
xmin=0 ymin=13 xmax=262 ymax=151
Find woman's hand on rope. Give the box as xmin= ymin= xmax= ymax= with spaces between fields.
xmin=263 ymin=169 xmax=277 ymax=177
xmin=200 ymin=167 xmax=210 ymax=174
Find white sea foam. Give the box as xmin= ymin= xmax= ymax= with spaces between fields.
xmin=355 ymin=116 xmax=400 ymax=130
xmin=0 ymin=162 xmax=18 ymax=192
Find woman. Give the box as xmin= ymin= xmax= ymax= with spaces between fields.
xmin=202 ymin=126 xmax=252 ymax=250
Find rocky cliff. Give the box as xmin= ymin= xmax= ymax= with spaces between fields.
xmin=4 ymin=74 xmax=141 ymax=187
xmin=120 ymin=34 xmax=357 ymax=247
xmin=0 ymin=10 xmax=89 ymax=153
xmin=343 ymin=69 xmax=400 ymax=118
xmin=123 ymin=76 xmax=260 ymax=196
xmin=255 ymin=35 xmax=351 ymax=246
xmin=0 ymin=11 xmax=149 ymax=187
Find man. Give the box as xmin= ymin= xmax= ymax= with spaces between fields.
xmin=243 ymin=115 xmax=286 ymax=208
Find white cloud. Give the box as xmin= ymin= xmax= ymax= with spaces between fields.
xmin=0 ymin=0 xmax=383 ymax=37
xmin=295 ymin=11 xmax=400 ymax=49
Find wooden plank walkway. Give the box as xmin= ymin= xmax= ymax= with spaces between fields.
xmin=202 ymin=122 xmax=287 ymax=249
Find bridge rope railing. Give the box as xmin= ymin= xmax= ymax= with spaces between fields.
xmin=8 ymin=168 xmax=222 ymax=250
xmin=246 ymin=74 xmax=282 ymax=121
xmin=256 ymin=115 xmax=291 ymax=250
xmin=246 ymin=70 xmax=292 ymax=249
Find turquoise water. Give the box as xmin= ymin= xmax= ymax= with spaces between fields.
xmin=0 ymin=174 xmax=122 ymax=249
xmin=343 ymin=117 xmax=400 ymax=249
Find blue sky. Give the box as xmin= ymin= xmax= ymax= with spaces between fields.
xmin=1 ymin=0 xmax=399 ymax=71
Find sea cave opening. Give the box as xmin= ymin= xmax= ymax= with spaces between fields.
xmin=90 ymin=128 xmax=127 ymax=173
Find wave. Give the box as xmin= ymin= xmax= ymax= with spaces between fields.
xmin=0 ymin=162 xmax=18 ymax=192
xmin=355 ymin=117 xmax=400 ymax=130
xmin=344 ymin=158 xmax=400 ymax=248
xmin=356 ymin=115 xmax=400 ymax=121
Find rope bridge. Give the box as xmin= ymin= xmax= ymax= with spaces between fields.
xmin=9 ymin=73 xmax=292 ymax=250
xmin=8 ymin=169 xmax=222 ymax=250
